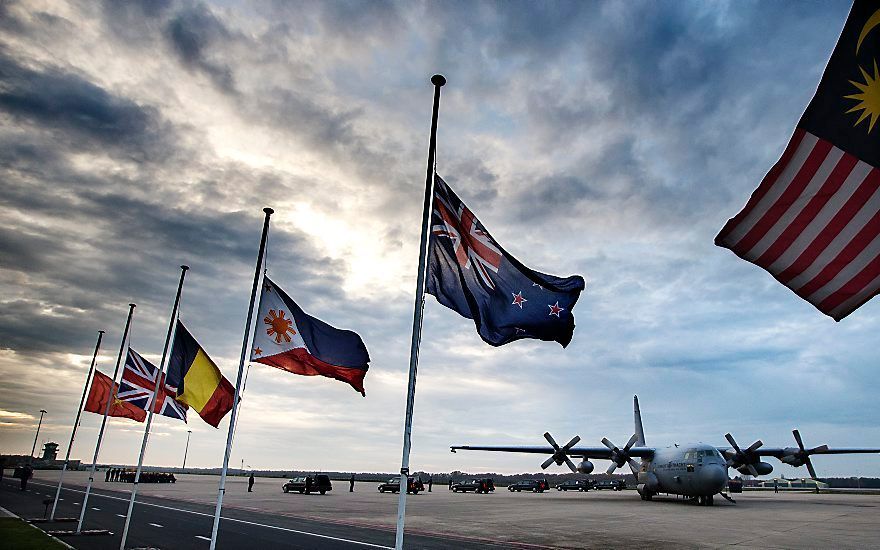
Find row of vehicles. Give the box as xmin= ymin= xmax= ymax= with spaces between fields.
xmin=555 ymin=479 xmax=627 ymax=492
xmin=281 ymin=474 xmax=625 ymax=496
xmin=506 ymin=479 xmax=624 ymax=492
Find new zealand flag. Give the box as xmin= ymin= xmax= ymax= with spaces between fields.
xmin=426 ymin=176 xmax=586 ymax=347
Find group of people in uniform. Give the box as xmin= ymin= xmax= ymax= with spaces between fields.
xmin=105 ymin=468 xmax=176 ymax=483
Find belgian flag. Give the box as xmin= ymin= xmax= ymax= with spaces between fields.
xmin=167 ymin=321 xmax=235 ymax=427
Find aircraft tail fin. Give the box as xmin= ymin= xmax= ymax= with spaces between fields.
xmin=634 ymin=395 xmax=646 ymax=446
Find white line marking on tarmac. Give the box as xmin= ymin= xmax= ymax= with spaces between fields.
xmin=148 ymin=523 xmax=163 ymax=528
xmin=25 ymin=481 xmax=392 ymax=549
xmin=92 ymin=507 xmax=100 ymax=511
xmin=195 ymin=535 xmax=211 ymax=541
xmin=74 ymin=502 xmax=80 ymax=505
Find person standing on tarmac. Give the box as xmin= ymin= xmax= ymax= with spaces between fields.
xmin=349 ymin=473 xmax=355 ymax=492
xmin=20 ymin=464 xmax=33 ymax=491
xmin=428 ymin=475 xmax=433 ymax=492
xmin=248 ymin=471 xmax=255 ymax=492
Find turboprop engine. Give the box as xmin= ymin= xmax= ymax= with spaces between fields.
xmin=540 ymin=432 xmax=581 ymax=472
xmin=778 ymin=429 xmax=828 ymax=479
xmin=736 ymin=462 xmax=773 ymax=476
xmin=576 ymin=459 xmax=594 ymax=474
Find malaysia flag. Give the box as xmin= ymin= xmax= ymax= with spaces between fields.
xmin=250 ymin=277 xmax=370 ymax=395
xmin=427 ymin=175 xmax=586 ymax=347
xmin=118 ymin=348 xmax=188 ymax=421
xmin=716 ymin=1 xmax=880 ymax=320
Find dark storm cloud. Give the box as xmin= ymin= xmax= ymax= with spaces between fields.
xmin=315 ymin=0 xmax=403 ymax=43
xmin=0 ymin=224 xmax=69 ymax=272
xmin=0 ymin=300 xmax=92 ymax=354
xmin=0 ymin=50 xmax=171 ymax=161
xmin=164 ymin=3 xmax=236 ymax=93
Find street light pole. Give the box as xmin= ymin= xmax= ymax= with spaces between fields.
xmin=30 ymin=409 xmax=47 ymax=460
xmin=183 ymin=430 xmax=192 ymax=470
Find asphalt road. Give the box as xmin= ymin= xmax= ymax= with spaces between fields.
xmin=0 ymin=477 xmax=503 ymax=549
xmin=5 ymin=471 xmax=880 ymax=549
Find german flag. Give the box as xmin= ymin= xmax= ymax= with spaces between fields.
xmin=167 ymin=321 xmax=235 ymax=428
xmin=83 ymin=370 xmax=146 ymax=422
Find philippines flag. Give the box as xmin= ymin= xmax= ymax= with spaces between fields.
xmin=250 ymin=277 xmax=370 ymax=395
xmin=118 ymin=348 xmax=188 ymax=421
xmin=716 ymin=1 xmax=880 ymax=320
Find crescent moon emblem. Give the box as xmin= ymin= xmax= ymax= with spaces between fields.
xmin=856 ymin=9 xmax=880 ymax=55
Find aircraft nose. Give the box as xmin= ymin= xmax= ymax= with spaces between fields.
xmin=700 ymin=464 xmax=728 ymax=493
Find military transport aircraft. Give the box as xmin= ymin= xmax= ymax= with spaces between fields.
xmin=451 ymin=396 xmax=880 ymax=506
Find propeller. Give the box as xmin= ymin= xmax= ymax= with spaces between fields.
xmin=788 ymin=429 xmax=829 ymax=479
xmin=723 ymin=433 xmax=763 ymax=476
xmin=541 ymin=432 xmax=581 ymax=472
xmin=602 ymin=433 xmax=640 ymax=474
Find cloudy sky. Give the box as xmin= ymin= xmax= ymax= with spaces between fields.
xmin=2 ymin=0 xmax=878 ymax=478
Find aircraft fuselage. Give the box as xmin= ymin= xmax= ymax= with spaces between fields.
xmin=636 ymin=444 xmax=728 ymax=499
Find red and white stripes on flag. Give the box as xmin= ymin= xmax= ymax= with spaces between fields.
xmin=716 ymin=129 xmax=880 ymax=321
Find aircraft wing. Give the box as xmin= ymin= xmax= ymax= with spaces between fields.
xmin=450 ymin=445 xmax=656 ymax=459
xmin=719 ymin=447 xmax=880 ymax=458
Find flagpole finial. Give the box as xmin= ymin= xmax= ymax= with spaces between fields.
xmin=180 ymin=265 xmax=189 ymax=271
xmin=99 ymin=330 xmax=105 ymax=334
xmin=263 ymin=207 xmax=274 ymax=215
xmin=431 ymin=74 xmax=446 ymax=87
xmin=128 ymin=303 xmax=136 ymax=309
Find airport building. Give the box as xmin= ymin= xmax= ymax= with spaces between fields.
xmin=759 ymin=478 xmax=828 ymax=489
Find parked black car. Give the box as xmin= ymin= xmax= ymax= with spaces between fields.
xmin=282 ymin=475 xmax=333 ymax=495
xmin=594 ymin=479 xmax=626 ymax=491
xmin=451 ymin=478 xmax=495 ymax=493
xmin=555 ymin=479 xmax=593 ymax=492
xmin=377 ymin=477 xmax=424 ymax=494
xmin=507 ymin=479 xmax=549 ymax=492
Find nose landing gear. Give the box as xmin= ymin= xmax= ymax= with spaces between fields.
xmin=695 ymin=495 xmax=715 ymax=506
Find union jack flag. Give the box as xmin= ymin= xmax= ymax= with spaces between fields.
xmin=119 ymin=348 xmax=187 ymax=422
xmin=432 ymin=176 xmax=502 ymax=290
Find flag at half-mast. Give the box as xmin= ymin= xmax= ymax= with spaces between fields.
xmin=166 ymin=321 xmax=235 ymax=428
xmin=716 ymin=1 xmax=880 ymax=320
xmin=427 ymin=175 xmax=586 ymax=347
xmin=250 ymin=276 xmax=370 ymax=395
xmin=118 ymin=348 xmax=188 ymax=422
xmin=84 ymin=370 xmax=146 ymax=422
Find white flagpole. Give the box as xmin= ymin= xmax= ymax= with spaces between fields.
xmin=49 ymin=330 xmax=104 ymax=520
xmin=395 ymin=74 xmax=445 ymax=550
xmin=77 ymin=303 xmax=136 ymax=533
xmin=119 ymin=265 xmax=188 ymax=550
xmin=209 ymin=207 xmax=273 ymax=550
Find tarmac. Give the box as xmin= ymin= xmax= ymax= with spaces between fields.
xmin=3 ymin=469 xmax=880 ymax=549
